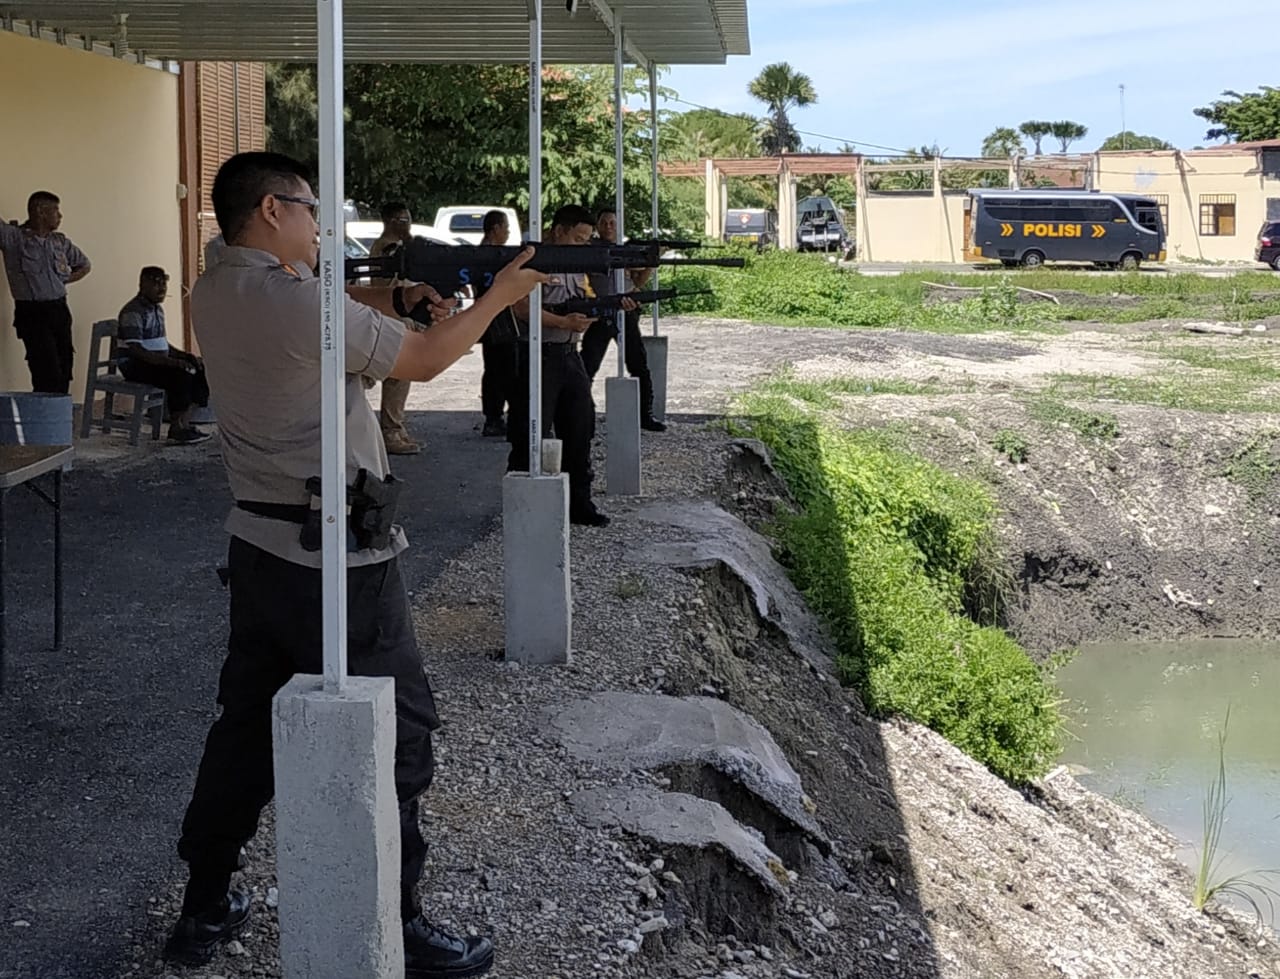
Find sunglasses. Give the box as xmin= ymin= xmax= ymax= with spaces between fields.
xmin=274 ymin=194 xmax=321 ymax=219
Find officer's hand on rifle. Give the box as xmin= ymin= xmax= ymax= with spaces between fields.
xmin=490 ymin=246 xmax=553 ymax=306
xmin=402 ymin=282 xmax=455 ymax=323
xmin=620 ymin=297 xmax=639 ymax=312
xmin=563 ymin=312 xmax=595 ymax=333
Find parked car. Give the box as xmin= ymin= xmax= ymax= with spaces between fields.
xmin=433 ymin=206 xmax=522 ymax=245
xmin=1257 ymin=221 xmax=1280 ymax=271
xmin=724 ymin=208 xmax=776 ymax=249
xmin=345 ymin=221 xmax=466 ymax=252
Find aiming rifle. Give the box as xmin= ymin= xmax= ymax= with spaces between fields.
xmin=546 ymin=287 xmax=713 ymax=318
xmin=345 ymin=238 xmax=743 ymax=302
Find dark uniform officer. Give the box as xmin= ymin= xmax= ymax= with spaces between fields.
xmin=477 ymin=209 xmax=520 ymax=438
xmin=506 ymin=204 xmax=608 ymax=526
xmin=579 ymin=207 xmax=666 ymax=432
xmin=165 ymin=151 xmax=544 ymax=979
xmin=0 ymin=191 xmax=91 ymax=394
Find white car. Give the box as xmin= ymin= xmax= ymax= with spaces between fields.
xmin=432 ymin=206 xmax=522 ymax=246
xmin=345 ymin=221 xmax=467 ymax=253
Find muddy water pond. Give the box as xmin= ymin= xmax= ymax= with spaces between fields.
xmin=1057 ymin=640 xmax=1280 ymax=927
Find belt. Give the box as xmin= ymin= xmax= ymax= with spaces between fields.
xmin=236 ymin=500 xmax=310 ymax=524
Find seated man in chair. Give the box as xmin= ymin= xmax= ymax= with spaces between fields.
xmin=117 ymin=266 xmax=211 ymax=445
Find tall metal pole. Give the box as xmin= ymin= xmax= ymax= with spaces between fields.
xmin=613 ymin=16 xmax=626 ymax=378
xmin=317 ymin=0 xmax=347 ymax=692
xmin=649 ymin=60 xmax=660 ymax=336
xmin=1119 ymin=84 xmax=1127 ymax=150
xmin=527 ymin=0 xmax=543 ymax=475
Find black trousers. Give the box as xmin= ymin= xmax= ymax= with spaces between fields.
xmin=506 ymin=343 xmax=596 ymax=512
xmin=579 ymin=308 xmax=656 ymax=418
xmin=14 ymin=298 xmax=74 ymax=394
xmin=177 ymin=537 xmax=439 ymax=922
xmin=480 ymin=340 xmax=518 ymax=422
xmin=121 ymin=357 xmax=210 ymax=415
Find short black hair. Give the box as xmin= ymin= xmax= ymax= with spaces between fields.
xmin=551 ymin=205 xmax=595 ymax=232
xmin=28 ymin=191 xmax=59 ymax=213
xmin=380 ymin=201 xmax=410 ymax=223
xmin=482 ymin=210 xmax=508 ymax=234
xmin=596 ymin=207 xmax=616 ymax=222
xmin=139 ymin=266 xmax=168 ymax=282
xmin=211 ymin=152 xmax=313 ymax=245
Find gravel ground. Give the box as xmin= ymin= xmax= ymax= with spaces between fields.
xmin=8 ymin=317 xmax=1279 ymax=979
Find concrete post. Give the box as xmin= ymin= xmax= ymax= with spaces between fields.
xmin=503 ymin=471 xmax=571 ymax=664
xmin=704 ymin=158 xmax=717 ymax=240
xmin=641 ymin=335 xmax=668 ymax=423
xmin=605 ymin=376 xmax=641 ymax=496
xmin=272 ymin=674 xmax=404 ymax=979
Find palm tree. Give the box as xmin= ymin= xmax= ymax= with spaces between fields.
xmin=1018 ymin=120 xmax=1053 ymax=156
xmin=1049 ymin=120 xmax=1088 ymax=153
xmin=982 ymin=126 xmax=1025 ymax=159
xmin=748 ymin=62 xmax=817 ymax=156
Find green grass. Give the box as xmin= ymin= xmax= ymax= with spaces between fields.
xmin=662 ymin=250 xmax=1280 ymax=334
xmin=732 ymin=386 xmax=1061 ymax=784
xmin=1191 ymin=710 xmax=1280 ymax=925
xmin=1029 ymin=395 xmax=1121 ymax=439
xmin=757 ymin=371 xmax=945 ymax=408
xmin=1220 ymin=433 xmax=1280 ymax=499
xmin=992 ymin=429 xmax=1029 ymax=463
xmin=1040 ymin=371 xmax=1280 ymax=415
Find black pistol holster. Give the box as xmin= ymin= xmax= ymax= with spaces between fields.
xmin=297 ymin=468 xmax=403 ymax=552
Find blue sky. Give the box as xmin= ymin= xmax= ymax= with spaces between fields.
xmin=661 ymin=0 xmax=1274 ymax=156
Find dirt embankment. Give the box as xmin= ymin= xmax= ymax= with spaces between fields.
xmin=130 ymin=316 xmax=1280 ymax=979
xmin=773 ymin=319 xmax=1280 ymax=655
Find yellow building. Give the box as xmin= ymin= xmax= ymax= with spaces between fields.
xmin=1095 ymin=145 xmax=1280 ymax=264
xmin=0 ymin=25 xmax=264 ymax=403
xmin=0 ymin=29 xmax=182 ymax=398
xmin=855 ymin=144 xmax=1280 ymax=265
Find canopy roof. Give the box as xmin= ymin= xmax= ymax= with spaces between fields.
xmin=3 ymin=0 xmax=749 ymax=65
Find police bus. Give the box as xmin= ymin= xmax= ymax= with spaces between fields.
xmin=969 ymin=189 xmax=1166 ymax=270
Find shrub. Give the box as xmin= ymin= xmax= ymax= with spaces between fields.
xmin=735 ymin=391 xmax=1061 ymax=783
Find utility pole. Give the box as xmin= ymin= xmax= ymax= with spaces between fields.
xmin=1119 ymin=84 xmax=1127 ymax=150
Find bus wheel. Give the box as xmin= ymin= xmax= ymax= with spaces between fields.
xmin=1272 ymin=255 xmax=1280 ymax=272
xmin=1021 ymin=251 xmax=1044 ymax=269
xmin=1119 ymin=252 xmax=1141 ymax=271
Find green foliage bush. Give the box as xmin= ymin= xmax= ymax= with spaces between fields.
xmin=661 ymin=250 xmax=1280 ymax=331
xmin=736 ymin=391 xmax=1061 ymax=783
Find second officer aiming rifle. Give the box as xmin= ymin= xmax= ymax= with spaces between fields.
xmin=546 ymin=287 xmax=713 ymax=318
xmin=345 ymin=238 xmax=743 ymax=323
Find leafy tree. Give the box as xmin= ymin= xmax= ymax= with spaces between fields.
xmin=661 ymin=107 xmax=760 ymax=161
xmin=1049 ymin=120 xmax=1088 ymax=153
xmin=747 ymin=62 xmax=818 ymax=156
xmin=1194 ymin=87 xmax=1280 ymax=142
xmin=1098 ymin=131 xmax=1173 ymax=151
xmin=982 ymin=126 xmax=1024 ymax=159
xmin=1018 ymin=120 xmax=1053 ymax=156
xmin=265 ymin=63 xmax=692 ymax=235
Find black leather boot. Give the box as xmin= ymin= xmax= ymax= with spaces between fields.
xmin=639 ymin=372 xmax=667 ymax=432
xmin=163 ymin=890 xmax=251 ymax=966
xmin=404 ymin=916 xmax=495 ymax=978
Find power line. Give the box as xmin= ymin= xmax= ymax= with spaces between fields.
xmin=662 ymin=95 xmax=915 ymax=156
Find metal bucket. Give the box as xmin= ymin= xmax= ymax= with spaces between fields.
xmin=0 ymin=392 xmax=74 ymax=448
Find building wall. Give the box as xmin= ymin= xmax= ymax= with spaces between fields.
xmin=857 ymin=148 xmax=1279 ymax=266
xmin=1095 ymin=150 xmax=1279 ymax=263
xmin=859 ymin=192 xmax=967 ymax=263
xmin=0 ymin=30 xmax=182 ymax=401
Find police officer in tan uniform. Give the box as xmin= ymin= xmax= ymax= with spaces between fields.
xmin=0 ymin=191 xmax=91 ymax=393
xmin=164 ymin=152 xmax=545 ymax=978
xmin=370 ymin=201 xmax=421 ymax=455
